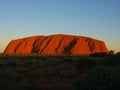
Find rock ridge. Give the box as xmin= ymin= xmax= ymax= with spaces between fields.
xmin=4 ymin=34 xmax=109 ymax=55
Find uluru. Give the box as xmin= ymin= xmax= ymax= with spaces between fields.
xmin=4 ymin=34 xmax=108 ymax=55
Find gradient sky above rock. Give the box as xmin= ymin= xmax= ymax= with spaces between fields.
xmin=0 ymin=0 xmax=120 ymax=52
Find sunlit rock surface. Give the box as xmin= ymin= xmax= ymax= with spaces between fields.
xmin=4 ymin=34 xmax=108 ymax=55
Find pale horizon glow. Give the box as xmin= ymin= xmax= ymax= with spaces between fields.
xmin=0 ymin=0 xmax=120 ymax=53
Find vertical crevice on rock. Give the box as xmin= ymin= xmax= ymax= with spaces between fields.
xmin=14 ymin=41 xmax=23 ymax=53
xmin=40 ymin=38 xmax=52 ymax=53
xmin=55 ymin=36 xmax=66 ymax=53
xmin=62 ymin=39 xmax=77 ymax=54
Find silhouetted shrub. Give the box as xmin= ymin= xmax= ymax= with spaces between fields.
xmin=109 ymin=50 xmax=115 ymax=56
xmin=77 ymin=58 xmax=96 ymax=72
xmin=58 ymin=63 xmax=77 ymax=78
xmin=90 ymin=52 xmax=108 ymax=57
xmin=74 ymin=65 xmax=120 ymax=90
xmin=116 ymin=52 xmax=120 ymax=55
xmin=100 ymin=54 xmax=120 ymax=67
xmin=0 ymin=70 xmax=24 ymax=90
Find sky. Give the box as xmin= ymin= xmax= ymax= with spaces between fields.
xmin=0 ymin=0 xmax=120 ymax=52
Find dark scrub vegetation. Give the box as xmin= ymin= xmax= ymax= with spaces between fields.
xmin=0 ymin=53 xmax=120 ymax=90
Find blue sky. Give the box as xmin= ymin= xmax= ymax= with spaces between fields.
xmin=0 ymin=0 xmax=120 ymax=52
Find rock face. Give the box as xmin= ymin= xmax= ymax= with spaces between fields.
xmin=4 ymin=34 xmax=108 ymax=55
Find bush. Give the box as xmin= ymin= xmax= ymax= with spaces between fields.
xmin=109 ymin=50 xmax=115 ymax=56
xmin=0 ymin=70 xmax=23 ymax=90
xmin=100 ymin=54 xmax=120 ymax=66
xmin=74 ymin=65 xmax=120 ymax=90
xmin=76 ymin=58 xmax=96 ymax=72
xmin=90 ymin=52 xmax=108 ymax=57
xmin=116 ymin=52 xmax=120 ymax=55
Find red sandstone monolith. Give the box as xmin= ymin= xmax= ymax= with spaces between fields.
xmin=4 ymin=34 xmax=108 ymax=55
